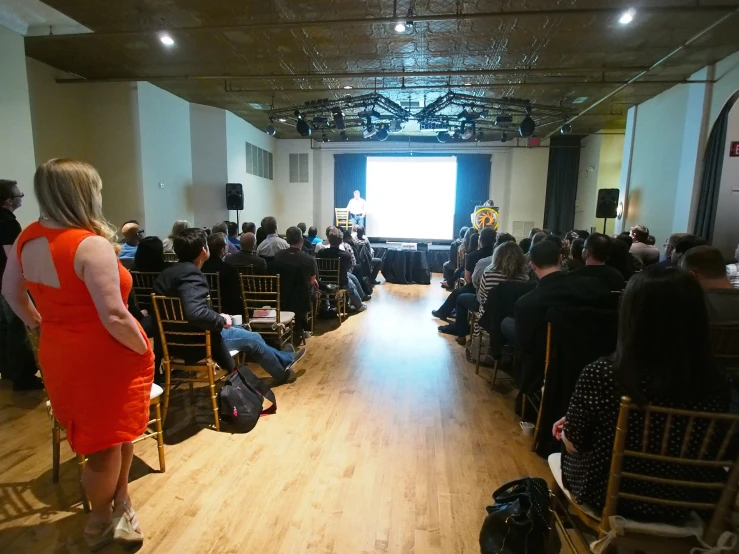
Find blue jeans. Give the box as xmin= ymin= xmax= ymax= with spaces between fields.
xmin=345 ymin=276 xmax=364 ymax=309
xmin=221 ymin=326 xmax=293 ymax=382
xmin=349 ymin=215 xmax=365 ymax=228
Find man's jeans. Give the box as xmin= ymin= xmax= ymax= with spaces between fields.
xmin=370 ymin=257 xmax=383 ymax=281
xmin=454 ymin=293 xmax=479 ymax=336
xmin=349 ymin=215 xmax=365 ymax=228
xmin=221 ymin=326 xmax=293 ymax=382
xmin=345 ymin=277 xmax=364 ymax=309
xmin=0 ymin=295 xmax=37 ymax=385
xmin=436 ymin=282 xmax=475 ymax=318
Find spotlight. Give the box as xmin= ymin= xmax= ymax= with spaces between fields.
xmin=619 ymin=8 xmax=635 ymax=25
xmin=362 ymin=117 xmax=377 ymax=139
xmin=394 ymin=21 xmax=407 ymax=32
xmin=461 ymin=123 xmax=475 ymax=140
xmin=265 ymin=120 xmax=276 ymax=136
xmin=331 ymin=107 xmax=346 ymax=130
xmin=294 ymin=111 xmax=311 ymax=137
xmin=278 ymin=118 xmax=287 ymax=123
xmin=464 ymin=82 xmax=472 ymax=86
xmin=322 ymin=133 xmax=330 ymax=143
xmin=343 ymin=85 xmax=353 ymax=90
xmin=500 ymin=132 xmax=508 ymax=143
xmin=475 ymin=132 xmax=484 ymax=142
xmin=159 ymin=32 xmax=175 ymax=46
xmin=376 ymin=125 xmax=389 ymax=141
xmin=519 ymin=108 xmax=536 ymax=138
xmin=437 ymin=131 xmax=451 ymax=143
xmin=389 ymin=119 xmax=403 ymax=133
xmin=339 ymin=131 xmax=349 ymax=142
xmin=560 ymin=123 xmax=573 ymax=135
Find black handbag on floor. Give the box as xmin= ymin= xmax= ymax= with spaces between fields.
xmin=218 ymin=365 xmax=276 ymax=433
xmin=479 ymin=478 xmax=553 ymax=554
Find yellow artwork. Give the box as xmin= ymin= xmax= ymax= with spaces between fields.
xmin=472 ymin=206 xmax=499 ymax=230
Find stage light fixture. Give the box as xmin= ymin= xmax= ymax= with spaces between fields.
xmin=265 ymin=120 xmax=276 ymax=136
xmin=343 ymin=85 xmax=353 ymax=90
xmin=560 ymin=123 xmax=573 ymax=135
xmin=494 ymin=114 xmax=513 ymax=126
xmin=278 ymin=118 xmax=287 ymax=123
xmin=500 ymin=132 xmax=508 ymax=143
xmin=339 ymin=131 xmax=349 ymax=142
xmin=619 ymin=8 xmax=635 ymax=24
xmin=390 ymin=119 xmax=403 ymax=133
xmin=394 ymin=21 xmax=407 ymax=32
xmin=295 ymin=111 xmax=311 ymax=137
xmin=464 ymin=82 xmax=472 ymax=86
xmin=475 ymin=132 xmax=484 ymax=142
xmin=519 ymin=108 xmax=536 ymax=138
xmin=159 ymin=32 xmax=175 ymax=46
xmin=437 ymin=131 xmax=451 ymax=143
xmin=376 ymin=125 xmax=389 ymax=141
xmin=461 ymin=123 xmax=475 ymax=140
xmin=362 ymin=117 xmax=377 ymax=139
xmin=322 ymin=133 xmax=330 ymax=143
xmin=331 ymin=107 xmax=346 ymax=130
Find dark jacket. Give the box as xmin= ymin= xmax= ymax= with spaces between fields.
xmin=152 ymin=262 xmax=233 ymax=370
xmin=224 ymin=250 xmax=267 ymax=273
xmin=201 ymin=256 xmax=243 ymax=316
xmin=568 ymin=264 xmax=625 ymax=292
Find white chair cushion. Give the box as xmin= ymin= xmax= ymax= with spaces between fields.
xmin=150 ymin=383 xmax=164 ymax=400
xmin=249 ymin=311 xmax=295 ymax=326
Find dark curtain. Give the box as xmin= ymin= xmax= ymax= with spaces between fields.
xmin=693 ymin=95 xmax=737 ymax=241
xmin=454 ymin=154 xmax=492 ymax=236
xmin=543 ymin=135 xmax=583 ymax=233
xmin=334 ymin=154 xmax=367 ymax=210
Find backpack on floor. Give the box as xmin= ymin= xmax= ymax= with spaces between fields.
xmin=218 ymin=365 xmax=276 ymax=433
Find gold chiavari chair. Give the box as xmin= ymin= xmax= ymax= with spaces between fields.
xmin=315 ymin=257 xmax=347 ymax=324
xmin=710 ymin=325 xmax=739 ymax=374
xmin=334 ymin=208 xmax=351 ymax=231
xmin=552 ymin=397 xmax=739 ymax=553
xmin=203 ymin=272 xmax=222 ymax=313
xmin=151 ymin=294 xmax=227 ymax=432
xmin=234 ymin=265 xmax=258 ymax=277
xmin=239 ymin=274 xmax=294 ymax=350
xmin=163 ymin=252 xmax=178 ymax=263
xmin=130 ymin=271 xmax=160 ymax=312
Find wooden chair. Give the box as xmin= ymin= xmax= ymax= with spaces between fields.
xmin=27 ymin=329 xmax=165 ymax=513
xmin=234 ymin=265 xmax=258 ymax=277
xmin=203 ymin=272 xmax=222 ymax=313
xmin=130 ymin=271 xmax=160 ymax=312
xmin=334 ymin=208 xmax=351 ymax=230
xmin=239 ymin=274 xmax=294 ymax=350
xmin=315 ymin=257 xmax=348 ymax=324
xmin=552 ymin=396 xmax=739 ymax=552
xmin=710 ymin=324 xmax=739 ymax=374
xmin=163 ymin=252 xmax=178 ymax=263
xmin=151 ymin=295 xmax=226 ymax=432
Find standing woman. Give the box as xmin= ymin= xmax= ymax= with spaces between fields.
xmin=2 ymin=159 xmax=154 ymax=549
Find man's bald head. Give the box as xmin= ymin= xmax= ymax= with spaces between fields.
xmin=122 ymin=222 xmax=140 ymax=245
xmin=240 ymin=232 xmax=256 ymax=253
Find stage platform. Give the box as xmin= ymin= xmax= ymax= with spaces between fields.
xmin=370 ymin=243 xmax=448 ymax=275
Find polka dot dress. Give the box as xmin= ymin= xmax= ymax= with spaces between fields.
xmin=562 ymin=359 xmax=729 ymax=522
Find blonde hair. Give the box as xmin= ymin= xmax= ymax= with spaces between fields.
xmin=487 ymin=241 xmax=528 ymax=280
xmin=34 ymin=159 xmax=118 ymax=244
xmin=169 ymin=219 xmax=190 ymax=239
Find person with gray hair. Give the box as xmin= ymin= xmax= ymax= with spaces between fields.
xmin=629 ymin=224 xmax=660 ymax=266
xmin=224 ymin=232 xmax=267 ymax=273
xmin=680 ymin=245 xmax=739 ymax=324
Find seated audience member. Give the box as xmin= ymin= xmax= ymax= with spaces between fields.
xmin=529 ymin=227 xmax=542 ymax=239
xmin=132 ymin=236 xmax=166 ymax=273
xmin=432 ymin=227 xmax=495 ymax=321
xmin=354 ymin=225 xmax=383 ymax=284
xmin=313 ymin=226 xmax=333 ymax=254
xmin=297 ymin=222 xmax=308 ymax=241
xmin=201 ymin=232 xmax=243 ymax=316
xmin=212 ymin=222 xmax=238 ymax=255
xmin=614 ymin=233 xmax=643 ymax=275
xmin=562 ymin=238 xmax=585 ymax=273
xmin=519 ymin=237 xmax=532 ymax=255
xmin=274 ymin=227 xmax=319 ymax=340
xmin=255 ymin=225 xmax=267 ymax=246
xmin=257 ymin=216 xmax=289 ymax=257
xmin=472 ymin=233 xmax=516 ymax=289
xmin=670 ymin=235 xmax=708 ymax=267
xmin=552 ymin=267 xmax=729 ymax=520
xmin=646 ymin=235 xmax=656 ymax=246
xmin=680 ymin=245 xmax=739 ymax=324
xmin=727 ymin=243 xmax=739 ymax=289
xmin=224 ymin=232 xmax=267 ymax=273
xmin=654 ymin=232 xmax=690 ymax=268
xmin=341 ymin=229 xmax=371 ymax=299
xmin=525 ymin=231 xmax=547 ymax=262
xmin=118 ymin=222 xmax=141 ymax=259
xmin=306 ymin=226 xmax=322 ymax=246
xmin=316 ymin=228 xmax=366 ymax=312
xmin=163 ymin=220 xmax=189 ymax=253
xmin=153 ymin=229 xmax=304 ymax=384
xmin=629 ymin=225 xmax=660 ymax=266
xmin=450 ymin=228 xmax=479 ymax=285
xmin=226 ymin=222 xmax=240 ymax=249
xmin=570 ymin=233 xmax=625 ymax=290
xmin=576 ymin=229 xmax=590 ymax=240
xmin=241 ymin=221 xmax=253 ymax=235
xmin=442 ymin=226 xmax=469 ymax=288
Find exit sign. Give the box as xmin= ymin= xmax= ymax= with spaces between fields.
xmin=731 ymin=142 xmax=739 ymax=157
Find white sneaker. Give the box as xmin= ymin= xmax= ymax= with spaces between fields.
xmin=357 ymin=303 xmax=368 ymax=313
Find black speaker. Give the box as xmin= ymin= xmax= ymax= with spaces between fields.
xmin=226 ymin=183 xmax=244 ymax=210
xmin=595 ymin=188 xmax=619 ymax=219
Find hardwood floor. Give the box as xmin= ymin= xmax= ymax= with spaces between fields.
xmin=0 ymin=276 xmax=550 ymax=554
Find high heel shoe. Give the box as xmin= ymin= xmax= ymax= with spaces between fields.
xmin=84 ymin=520 xmax=115 ymax=551
xmin=112 ymin=500 xmax=144 ymax=546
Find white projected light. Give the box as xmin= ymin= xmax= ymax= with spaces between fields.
xmin=365 ymin=157 xmax=457 ymax=240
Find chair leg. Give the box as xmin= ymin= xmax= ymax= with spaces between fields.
xmin=76 ymin=454 xmax=90 ymax=512
xmin=491 ymin=359 xmax=499 ymax=390
xmin=476 ymin=332 xmax=483 ymax=376
xmin=52 ymin=419 xmax=61 ymax=484
xmin=188 ymin=381 xmax=195 ymax=404
xmin=153 ymin=398 xmax=166 ymax=472
xmin=162 ymin=362 xmax=171 ymax=427
xmin=208 ymin=365 xmax=220 ymax=432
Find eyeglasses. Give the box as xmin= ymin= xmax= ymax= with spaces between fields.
xmin=137 ymin=229 xmax=145 ymax=235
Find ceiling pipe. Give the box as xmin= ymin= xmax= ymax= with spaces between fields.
xmin=25 ymin=5 xmax=739 ymax=41
xmin=545 ymin=7 xmax=739 ymax=138
xmin=56 ymin=66 xmax=652 ymax=84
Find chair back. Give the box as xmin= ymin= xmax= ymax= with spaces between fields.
xmin=601 ymin=396 xmax=739 ymax=543
xmin=202 ymin=272 xmax=222 ymax=312
xmin=240 ymin=274 xmax=283 ymax=323
xmin=234 ymin=265 xmax=258 ymax=277
xmin=130 ymin=271 xmax=160 ymax=312
xmin=316 ymin=257 xmax=341 ymax=286
xmin=119 ymin=257 xmax=135 ymax=270
xmin=335 ymin=208 xmax=350 ymax=230
xmin=163 ymin=252 xmax=178 ymax=263
xmin=710 ymin=325 xmax=739 ymax=374
xmin=151 ymin=295 xmax=213 ymax=362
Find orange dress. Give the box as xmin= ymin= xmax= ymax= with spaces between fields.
xmin=17 ymin=222 xmax=154 ymax=455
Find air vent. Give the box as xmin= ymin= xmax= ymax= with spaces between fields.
xmin=512 ymin=221 xmax=536 ymax=241
xmin=245 ymin=142 xmax=273 ymax=180
xmin=289 ymin=153 xmax=309 ymax=183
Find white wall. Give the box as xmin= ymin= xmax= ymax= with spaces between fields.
xmin=225 ymin=112 xmax=277 ymax=228
xmin=274 ymin=139 xmax=314 ymax=229
xmin=0 ymin=26 xmax=38 ymax=227
xmin=575 ymin=134 xmax=624 ymax=235
xmin=190 ymin=103 xmax=228 ymax=228
xmin=137 ymin=82 xmax=193 ymax=237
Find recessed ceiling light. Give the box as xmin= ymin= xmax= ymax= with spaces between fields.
xmin=278 ymin=118 xmax=286 ymax=123
xmin=618 ymin=8 xmax=635 ymax=25
xmin=394 ymin=22 xmax=407 ymax=33
xmin=343 ymin=85 xmax=353 ymax=90
xmin=159 ymin=32 xmax=175 ymax=46
xmin=464 ymin=82 xmax=472 ymax=86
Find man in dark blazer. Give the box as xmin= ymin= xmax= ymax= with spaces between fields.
xmin=153 ymin=229 xmax=305 ymax=384
xmin=224 ymin=232 xmax=267 ymax=273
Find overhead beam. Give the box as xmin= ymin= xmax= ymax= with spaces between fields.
xmin=26 ymin=4 xmax=739 ymax=41
xmin=55 ymin=66 xmax=653 ymax=84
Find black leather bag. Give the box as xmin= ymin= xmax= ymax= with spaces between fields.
xmin=479 ymin=478 xmax=553 ymax=554
xmin=218 ymin=365 xmax=276 ymax=433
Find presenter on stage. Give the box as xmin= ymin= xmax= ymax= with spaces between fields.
xmin=347 ymin=190 xmax=366 ymax=228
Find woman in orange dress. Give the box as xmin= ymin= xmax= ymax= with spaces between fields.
xmin=2 ymin=159 xmax=154 ymax=550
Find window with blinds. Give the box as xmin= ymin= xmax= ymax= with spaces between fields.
xmin=245 ymin=142 xmax=273 ymax=180
xmin=289 ymin=153 xmax=309 ymax=183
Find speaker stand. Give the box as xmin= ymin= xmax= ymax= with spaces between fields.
xmin=602 ymin=218 xmax=608 ymax=234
